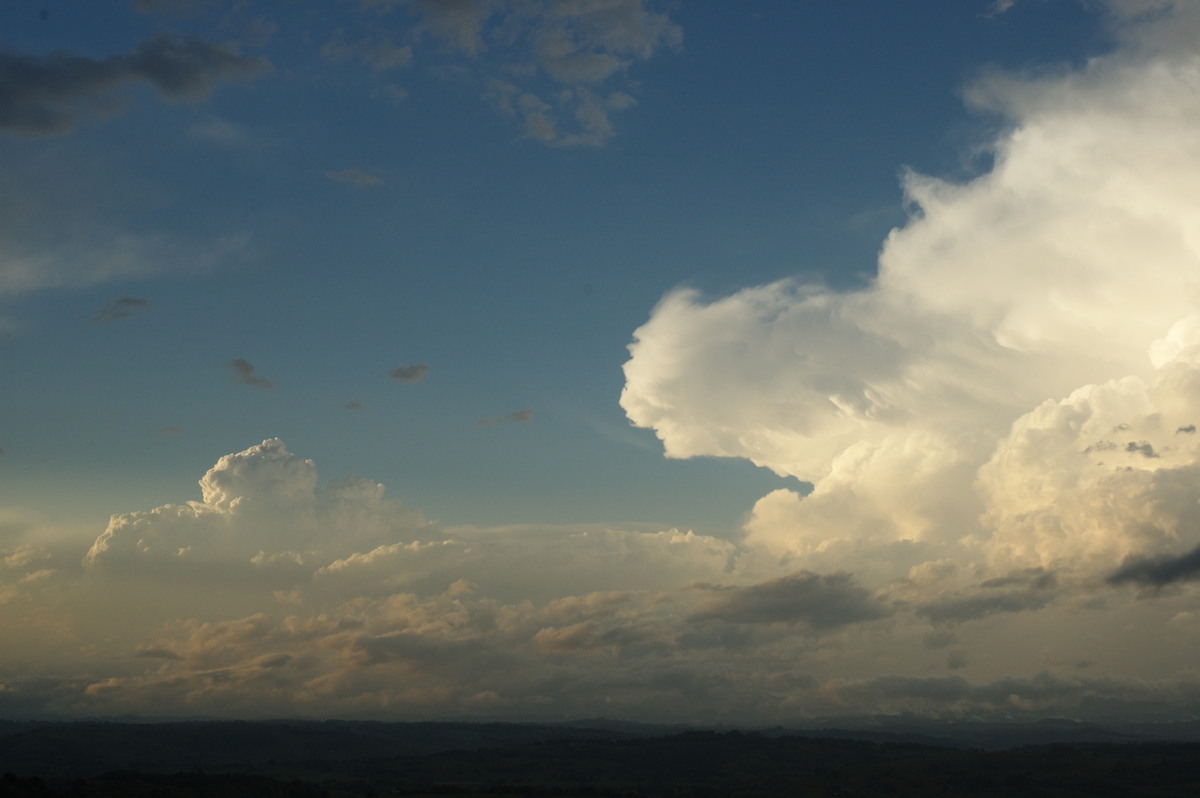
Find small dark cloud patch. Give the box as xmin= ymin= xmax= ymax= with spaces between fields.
xmin=1108 ymin=544 xmax=1200 ymax=588
xmin=227 ymin=358 xmax=274 ymax=389
xmin=1125 ymin=440 xmax=1158 ymax=458
xmin=389 ymin=364 xmax=428 ymax=383
xmin=477 ymin=408 xmax=533 ymax=426
xmin=1084 ymin=440 xmax=1116 ymax=454
xmin=158 ymin=426 xmax=184 ymax=435
xmin=689 ymin=571 xmax=889 ymax=630
xmin=344 ymin=401 xmax=365 ymax=411
xmin=1177 ymin=425 xmax=1196 ymax=434
xmin=92 ymin=295 xmax=151 ymax=324
xmin=0 ymin=33 xmax=270 ymax=136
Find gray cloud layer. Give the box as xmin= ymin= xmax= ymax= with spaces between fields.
xmin=0 ymin=32 xmax=270 ymax=136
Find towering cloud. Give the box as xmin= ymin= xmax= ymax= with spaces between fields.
xmin=83 ymin=439 xmax=430 ymax=576
xmin=621 ymin=0 xmax=1200 ymax=587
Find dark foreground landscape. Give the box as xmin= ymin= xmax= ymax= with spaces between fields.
xmin=3 ymin=718 xmax=1200 ymax=797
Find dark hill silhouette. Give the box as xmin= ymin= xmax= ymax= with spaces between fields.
xmin=2 ymin=719 xmax=1200 ymax=796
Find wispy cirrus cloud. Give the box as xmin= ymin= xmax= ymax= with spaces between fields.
xmin=92 ymin=295 xmax=151 ymax=324
xmin=325 ymin=168 xmax=385 ymax=187
xmin=477 ymin=408 xmax=533 ymax=426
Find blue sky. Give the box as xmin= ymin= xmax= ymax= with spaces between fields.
xmin=0 ymin=0 xmax=1105 ymax=529
xmin=8 ymin=0 xmax=1200 ymax=723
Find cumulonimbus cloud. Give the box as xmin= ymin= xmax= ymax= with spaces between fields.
xmin=621 ymin=0 xmax=1200 ymax=586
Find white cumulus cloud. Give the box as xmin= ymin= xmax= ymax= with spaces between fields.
xmin=621 ymin=0 xmax=1200 ymax=590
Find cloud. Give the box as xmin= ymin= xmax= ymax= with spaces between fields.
xmin=0 ymin=224 xmax=252 ymax=299
xmin=83 ymin=439 xmax=430 ymax=577
xmin=389 ymin=364 xmax=429 ymax=382
xmin=325 ymin=168 xmax=385 ymax=187
xmin=1108 ymin=545 xmax=1200 ymax=588
xmin=159 ymin=426 xmax=185 ymax=435
xmin=0 ymin=33 xmax=270 ymax=137
xmin=477 ymin=408 xmax=533 ymax=426
xmin=3 ymin=438 xmax=1200 ymax=722
xmin=688 ymin=571 xmax=889 ymax=630
xmin=91 ymin=295 xmax=151 ymax=324
xmin=917 ymin=569 xmax=1058 ymax=625
xmin=353 ymin=0 xmax=679 ymax=146
xmin=984 ymin=0 xmax=1016 ymax=18
xmin=227 ymin=358 xmax=274 ymax=389
xmin=621 ymin=1 xmax=1200 ymax=591
xmin=816 ymin=670 xmax=1200 ymax=718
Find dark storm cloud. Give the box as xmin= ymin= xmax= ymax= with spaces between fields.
xmin=1107 ymin=544 xmax=1200 ymax=588
xmin=227 ymin=358 xmax=274 ymax=389
xmin=918 ymin=570 xmax=1057 ymax=625
xmin=1177 ymin=424 xmax=1196 ymax=434
xmin=688 ymin=571 xmax=889 ymax=629
xmin=91 ymin=295 xmax=151 ymax=324
xmin=477 ymin=408 xmax=533 ymax=426
xmin=919 ymin=590 xmax=1054 ymax=625
xmin=0 ymin=32 xmax=270 ymax=136
xmin=389 ymin=364 xmax=429 ymax=383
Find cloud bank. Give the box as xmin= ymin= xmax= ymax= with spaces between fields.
xmin=0 ymin=434 xmax=1196 ymax=722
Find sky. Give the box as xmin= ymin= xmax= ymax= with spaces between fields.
xmin=5 ymin=0 xmax=1200 ymax=724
